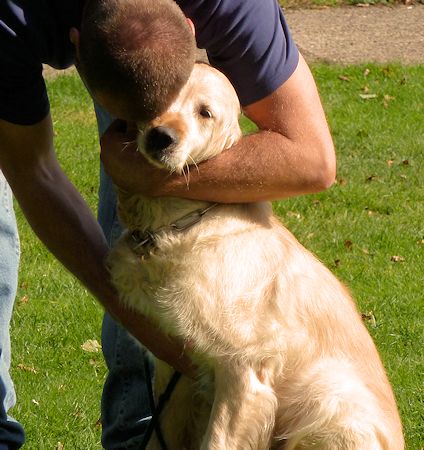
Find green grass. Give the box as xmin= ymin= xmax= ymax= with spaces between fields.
xmin=10 ymin=65 xmax=423 ymax=449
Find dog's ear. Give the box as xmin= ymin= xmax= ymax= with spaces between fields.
xmin=222 ymin=110 xmax=243 ymax=150
xmin=222 ymin=126 xmax=242 ymax=151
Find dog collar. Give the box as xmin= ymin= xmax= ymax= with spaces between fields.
xmin=127 ymin=203 xmax=218 ymax=257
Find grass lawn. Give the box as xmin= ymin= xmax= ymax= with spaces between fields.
xmin=10 ymin=64 xmax=423 ymax=449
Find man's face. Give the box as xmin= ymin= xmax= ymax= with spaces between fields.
xmin=91 ymin=90 xmax=135 ymax=121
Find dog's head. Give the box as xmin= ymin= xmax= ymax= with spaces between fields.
xmin=136 ymin=63 xmax=242 ymax=174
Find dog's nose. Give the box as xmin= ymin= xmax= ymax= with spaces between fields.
xmin=144 ymin=126 xmax=179 ymax=159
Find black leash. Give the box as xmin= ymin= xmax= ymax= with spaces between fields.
xmin=140 ymin=358 xmax=182 ymax=449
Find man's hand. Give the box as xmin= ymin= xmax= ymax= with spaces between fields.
xmin=108 ymin=298 xmax=196 ymax=377
xmin=100 ymin=120 xmax=172 ymax=195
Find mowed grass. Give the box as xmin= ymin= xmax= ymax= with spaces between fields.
xmin=10 ymin=65 xmax=423 ymax=449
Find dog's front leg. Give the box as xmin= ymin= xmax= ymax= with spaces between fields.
xmin=201 ymin=363 xmax=278 ymax=450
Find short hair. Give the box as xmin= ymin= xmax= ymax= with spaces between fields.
xmin=78 ymin=0 xmax=196 ymax=121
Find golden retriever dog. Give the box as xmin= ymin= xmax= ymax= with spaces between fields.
xmin=109 ymin=63 xmax=404 ymax=449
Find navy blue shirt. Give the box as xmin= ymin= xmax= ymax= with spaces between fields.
xmin=0 ymin=0 xmax=298 ymax=125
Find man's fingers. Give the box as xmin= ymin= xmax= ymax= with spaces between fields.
xmin=107 ymin=118 xmax=127 ymax=133
xmin=102 ymin=119 xmax=138 ymax=142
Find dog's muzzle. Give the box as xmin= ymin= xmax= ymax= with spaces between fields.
xmin=144 ymin=126 xmax=179 ymax=161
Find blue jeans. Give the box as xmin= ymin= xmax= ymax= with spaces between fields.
xmin=95 ymin=106 xmax=153 ymax=450
xmin=0 ymin=171 xmax=25 ymax=450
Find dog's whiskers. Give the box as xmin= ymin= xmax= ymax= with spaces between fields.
xmin=182 ymin=162 xmax=191 ymax=189
xmin=188 ymin=155 xmax=200 ymax=174
xmin=121 ymin=139 xmax=138 ymax=153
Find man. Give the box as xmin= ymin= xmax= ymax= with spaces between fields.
xmin=0 ymin=1 xmax=195 ymax=448
xmin=0 ymin=0 xmax=335 ymax=449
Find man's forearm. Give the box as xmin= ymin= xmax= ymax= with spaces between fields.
xmin=101 ymin=127 xmax=335 ymax=203
xmin=158 ymin=129 xmax=335 ymax=203
xmin=7 ymin=159 xmax=112 ymax=301
xmin=0 ymin=114 xmax=115 ymax=308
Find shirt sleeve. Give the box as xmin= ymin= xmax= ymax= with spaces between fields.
xmin=0 ymin=4 xmax=49 ymax=125
xmin=179 ymin=0 xmax=299 ymax=106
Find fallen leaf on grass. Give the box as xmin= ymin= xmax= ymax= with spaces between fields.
xmin=17 ymin=363 xmax=37 ymax=374
xmin=81 ymin=339 xmax=102 ymax=353
xmin=287 ymin=211 xmax=301 ymax=219
xmin=359 ymin=93 xmax=377 ymax=100
xmin=361 ymin=248 xmax=375 ymax=257
xmin=390 ymin=255 xmax=405 ymax=263
xmin=73 ymin=407 xmax=83 ymax=419
xmin=56 ymin=443 xmax=64 ymax=450
xmin=383 ymin=94 xmax=396 ymax=108
xmin=361 ymin=311 xmax=377 ymax=327
xmin=364 ymin=207 xmax=377 ymax=216
xmin=18 ymin=295 xmax=29 ymax=305
xmin=344 ymin=240 xmax=353 ymax=251
xmin=366 ymin=175 xmax=378 ymax=182
xmin=32 ymin=399 xmax=40 ymax=406
xmin=338 ymin=75 xmax=350 ymax=82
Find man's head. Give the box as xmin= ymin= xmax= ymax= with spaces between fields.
xmin=76 ymin=0 xmax=196 ymax=121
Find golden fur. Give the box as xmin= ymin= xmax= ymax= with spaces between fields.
xmin=109 ymin=63 xmax=404 ymax=449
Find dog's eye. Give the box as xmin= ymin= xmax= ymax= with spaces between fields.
xmin=199 ymin=106 xmax=213 ymax=119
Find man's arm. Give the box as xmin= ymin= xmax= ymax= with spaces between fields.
xmin=0 ymin=114 xmax=193 ymax=375
xmin=100 ymin=54 xmax=335 ymax=202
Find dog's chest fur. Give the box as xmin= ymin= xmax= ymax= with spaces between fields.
xmin=109 ymin=195 xmax=295 ymax=360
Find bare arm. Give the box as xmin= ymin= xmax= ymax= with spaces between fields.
xmin=100 ymin=54 xmax=336 ymax=202
xmin=0 ymin=114 xmax=194 ymax=375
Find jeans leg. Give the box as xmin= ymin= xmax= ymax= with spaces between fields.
xmin=95 ymin=105 xmax=153 ymax=449
xmin=0 ymin=172 xmax=25 ymax=450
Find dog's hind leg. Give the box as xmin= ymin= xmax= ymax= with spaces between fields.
xmin=201 ymin=363 xmax=278 ymax=450
xmin=275 ymin=358 xmax=401 ymax=450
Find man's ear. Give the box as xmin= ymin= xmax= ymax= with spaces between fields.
xmin=69 ymin=27 xmax=81 ymax=58
xmin=186 ymin=18 xmax=195 ymax=36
